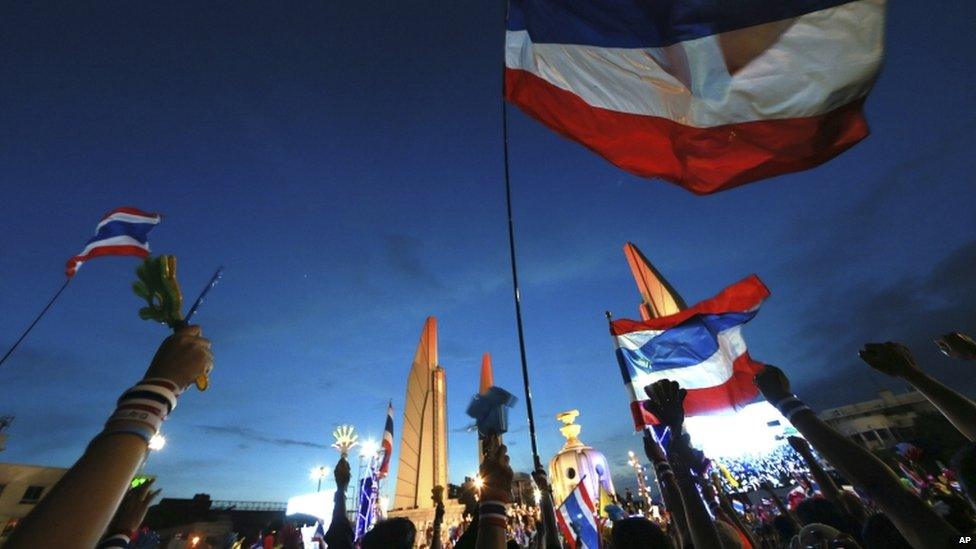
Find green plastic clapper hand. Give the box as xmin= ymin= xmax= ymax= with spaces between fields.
xmin=133 ymin=256 xmax=209 ymax=391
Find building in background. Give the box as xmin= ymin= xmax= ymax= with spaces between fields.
xmin=145 ymin=494 xmax=287 ymax=547
xmin=392 ymin=316 xmax=448 ymax=512
xmin=0 ymin=462 xmax=68 ymax=543
xmin=818 ymin=389 xmax=937 ymax=450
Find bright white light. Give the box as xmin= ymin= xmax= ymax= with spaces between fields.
xmin=360 ymin=439 xmax=380 ymax=457
xmin=287 ymin=490 xmax=335 ymax=522
xmin=148 ymin=433 xmax=166 ymax=451
xmin=684 ymin=401 xmax=797 ymax=458
xmin=533 ymin=487 xmax=542 ymax=504
xmin=190 ymin=536 xmax=200 ymax=547
xmin=473 ymin=475 xmax=484 ymax=490
xmin=310 ymin=466 xmax=330 ymax=481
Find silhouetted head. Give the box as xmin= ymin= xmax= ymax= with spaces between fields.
xmin=861 ymin=513 xmax=911 ymax=549
xmin=772 ymin=514 xmax=798 ymax=541
xmin=795 ymin=497 xmax=859 ymax=538
xmin=611 ymin=516 xmax=671 ymax=549
xmin=361 ymin=517 xmax=416 ymax=549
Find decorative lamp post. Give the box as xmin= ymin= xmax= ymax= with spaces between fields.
xmin=332 ymin=425 xmax=359 ymax=457
xmin=627 ymin=450 xmax=651 ymax=513
xmin=310 ymin=466 xmax=330 ymax=492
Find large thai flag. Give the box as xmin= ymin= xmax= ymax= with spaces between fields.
xmin=378 ymin=401 xmax=394 ymax=478
xmin=556 ymin=480 xmax=600 ymax=549
xmin=65 ymin=207 xmax=161 ymax=277
xmin=505 ymin=0 xmax=886 ymax=194
xmin=611 ymin=275 xmax=769 ymax=429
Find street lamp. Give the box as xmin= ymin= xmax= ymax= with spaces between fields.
xmin=360 ymin=438 xmax=380 ymax=458
xmin=310 ymin=466 xmax=330 ymax=492
xmin=627 ymin=451 xmax=650 ymax=513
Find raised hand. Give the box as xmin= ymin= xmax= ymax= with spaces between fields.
xmin=936 ymin=332 xmax=976 ymax=360
xmin=787 ymin=436 xmax=812 ymax=456
xmin=432 ymin=486 xmax=445 ymax=522
xmin=531 ymin=467 xmax=551 ymax=493
xmin=858 ymin=342 xmax=920 ymax=379
xmin=480 ymin=434 xmax=514 ymax=503
xmin=753 ymin=365 xmax=792 ymax=403
xmin=143 ymin=325 xmax=213 ymax=391
xmin=107 ymin=479 xmax=161 ymax=536
xmin=643 ymin=379 xmax=687 ymax=430
xmin=334 ymin=456 xmax=351 ymax=493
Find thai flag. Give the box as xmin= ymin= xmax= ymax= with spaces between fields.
xmin=505 ymin=0 xmax=886 ymax=194
xmin=378 ymin=401 xmax=394 ymax=478
xmin=611 ymin=275 xmax=769 ymax=429
xmin=65 ymin=207 xmax=161 ymax=277
xmin=556 ymin=480 xmax=599 ymax=549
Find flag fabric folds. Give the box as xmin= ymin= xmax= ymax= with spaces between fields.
xmin=611 ymin=275 xmax=769 ymax=429
xmin=65 ymin=207 xmax=161 ymax=277
xmin=556 ymin=480 xmax=600 ymax=549
xmin=505 ymin=0 xmax=886 ymax=194
xmin=379 ymin=401 xmax=394 ymax=478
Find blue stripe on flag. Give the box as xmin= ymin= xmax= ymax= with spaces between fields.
xmin=507 ymin=0 xmax=855 ymax=48
xmin=562 ymin=492 xmax=599 ymax=549
xmin=617 ymin=310 xmax=756 ymax=379
xmin=85 ymin=220 xmax=156 ymax=246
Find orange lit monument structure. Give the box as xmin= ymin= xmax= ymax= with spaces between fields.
xmin=392 ymin=317 xmax=448 ymax=511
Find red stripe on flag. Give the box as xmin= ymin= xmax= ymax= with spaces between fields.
xmin=555 ymin=510 xmax=578 ymax=549
xmin=611 ymin=275 xmax=769 ymax=335
xmin=65 ymin=245 xmax=151 ymax=277
xmin=505 ymin=68 xmax=869 ymax=195
xmin=629 ymin=353 xmax=765 ymax=430
xmin=100 ymin=207 xmax=161 ymax=221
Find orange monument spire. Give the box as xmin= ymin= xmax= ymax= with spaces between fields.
xmin=623 ymin=242 xmax=687 ymax=320
xmin=393 ymin=316 xmax=448 ymax=510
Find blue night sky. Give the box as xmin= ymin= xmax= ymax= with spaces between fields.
xmin=1 ymin=2 xmax=974 ymax=502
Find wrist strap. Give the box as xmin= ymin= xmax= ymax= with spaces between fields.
xmin=107 ymin=408 xmax=164 ymax=433
xmin=122 ymin=383 xmax=178 ymax=414
xmin=100 ymin=423 xmax=155 ymax=445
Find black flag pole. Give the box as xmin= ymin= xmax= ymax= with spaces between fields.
xmin=0 ymin=277 xmax=72 ymax=369
xmin=500 ymin=7 xmax=542 ymax=471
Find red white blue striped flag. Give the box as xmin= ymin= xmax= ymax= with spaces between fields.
xmin=611 ymin=275 xmax=769 ymax=429
xmin=65 ymin=207 xmax=161 ymax=277
xmin=505 ymin=0 xmax=886 ymax=194
xmin=378 ymin=401 xmax=394 ymax=478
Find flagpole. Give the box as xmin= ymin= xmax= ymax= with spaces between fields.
xmin=0 ymin=277 xmax=71 ymax=369
xmin=500 ymin=36 xmax=542 ymax=472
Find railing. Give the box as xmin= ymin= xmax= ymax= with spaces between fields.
xmin=209 ymin=500 xmax=287 ymax=512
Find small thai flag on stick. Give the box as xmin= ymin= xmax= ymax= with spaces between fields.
xmin=65 ymin=207 xmax=161 ymax=277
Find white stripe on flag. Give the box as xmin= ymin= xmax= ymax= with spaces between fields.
xmin=76 ymin=235 xmax=151 ymax=257
xmin=96 ymin=212 xmax=161 ymax=231
xmin=505 ymin=0 xmax=884 ymax=128
xmin=624 ymin=326 xmax=747 ymax=392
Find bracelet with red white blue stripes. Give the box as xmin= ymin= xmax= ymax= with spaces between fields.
xmin=479 ymin=500 xmax=509 ymax=529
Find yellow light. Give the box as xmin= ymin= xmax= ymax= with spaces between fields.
xmin=191 ymin=536 xmax=200 ymax=546
xmin=473 ymin=475 xmax=485 ymax=490
xmin=148 ymin=433 xmax=166 ymax=451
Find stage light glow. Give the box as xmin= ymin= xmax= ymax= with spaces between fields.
xmin=360 ymin=438 xmax=380 ymax=457
xmin=684 ymin=401 xmax=799 ymax=459
xmin=287 ymin=490 xmax=336 ymax=522
xmin=148 ymin=433 xmax=166 ymax=451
